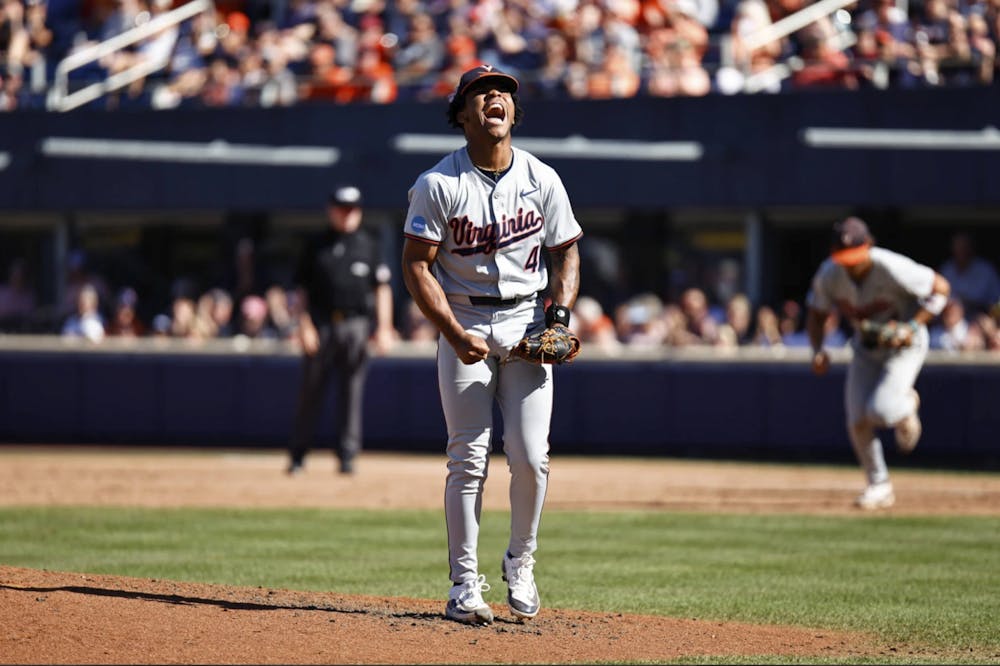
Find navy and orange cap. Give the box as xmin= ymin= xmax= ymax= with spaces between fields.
xmin=830 ymin=216 xmax=873 ymax=266
xmin=450 ymin=65 xmax=519 ymax=102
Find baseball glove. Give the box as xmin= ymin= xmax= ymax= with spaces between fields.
xmin=859 ymin=319 xmax=915 ymax=350
xmin=508 ymin=324 xmax=582 ymax=364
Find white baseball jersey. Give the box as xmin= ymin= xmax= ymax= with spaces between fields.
xmin=808 ymin=247 xmax=934 ymax=491
xmin=403 ymin=146 xmax=583 ymax=300
xmin=807 ymin=247 xmax=936 ymax=326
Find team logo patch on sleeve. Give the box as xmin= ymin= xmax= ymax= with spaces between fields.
xmin=410 ymin=216 xmax=428 ymax=233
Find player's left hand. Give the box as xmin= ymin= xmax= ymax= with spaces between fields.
xmin=508 ymin=324 xmax=582 ymax=365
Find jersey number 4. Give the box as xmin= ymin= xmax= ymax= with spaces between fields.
xmin=524 ymin=245 xmax=540 ymax=273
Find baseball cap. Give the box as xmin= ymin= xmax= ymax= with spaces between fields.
xmin=451 ymin=65 xmax=519 ymax=101
xmin=329 ymin=184 xmax=363 ymax=207
xmin=830 ymin=216 xmax=874 ymax=266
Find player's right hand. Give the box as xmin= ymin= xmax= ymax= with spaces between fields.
xmin=811 ymin=349 xmax=830 ymax=376
xmin=454 ymin=333 xmax=490 ymax=365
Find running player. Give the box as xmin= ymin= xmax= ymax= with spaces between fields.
xmin=400 ymin=65 xmax=582 ymax=624
xmin=806 ymin=216 xmax=951 ymax=509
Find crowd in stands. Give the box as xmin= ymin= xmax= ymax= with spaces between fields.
xmin=2 ymin=0 xmax=999 ymax=111
xmin=1 ymin=230 xmax=998 ymax=355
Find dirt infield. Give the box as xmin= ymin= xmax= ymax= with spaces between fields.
xmin=2 ymin=447 xmax=999 ymax=664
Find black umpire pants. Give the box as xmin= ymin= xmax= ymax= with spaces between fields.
xmin=289 ymin=315 xmax=371 ymax=469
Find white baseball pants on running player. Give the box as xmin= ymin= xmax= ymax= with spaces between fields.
xmin=844 ymin=328 xmax=928 ymax=485
xmin=437 ymin=297 xmax=552 ymax=585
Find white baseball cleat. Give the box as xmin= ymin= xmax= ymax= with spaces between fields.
xmin=855 ymin=481 xmax=895 ymax=510
xmin=895 ymin=389 xmax=922 ymax=454
xmin=444 ymin=574 xmax=493 ymax=625
xmin=502 ymin=552 xmax=540 ymax=620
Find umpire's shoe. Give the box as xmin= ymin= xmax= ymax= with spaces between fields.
xmin=502 ymin=552 xmax=540 ymax=620
xmin=445 ymin=574 xmax=494 ymax=625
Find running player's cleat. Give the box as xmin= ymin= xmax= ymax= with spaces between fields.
xmin=854 ymin=481 xmax=895 ymax=510
xmin=895 ymin=389 xmax=922 ymax=454
xmin=501 ymin=552 xmax=540 ymax=620
xmin=445 ymin=575 xmax=493 ymax=625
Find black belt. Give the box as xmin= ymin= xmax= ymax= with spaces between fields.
xmin=468 ymin=295 xmax=525 ymax=306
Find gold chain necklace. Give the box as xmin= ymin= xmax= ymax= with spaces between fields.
xmin=470 ymin=150 xmax=512 ymax=179
xmin=473 ymin=158 xmax=511 ymax=180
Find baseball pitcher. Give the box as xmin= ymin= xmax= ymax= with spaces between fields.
xmin=401 ymin=65 xmax=582 ymax=624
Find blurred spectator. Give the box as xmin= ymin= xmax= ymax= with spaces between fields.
xmin=679 ymin=286 xmax=720 ymax=344
xmin=208 ymin=287 xmax=236 ymax=337
xmin=264 ymin=284 xmax=296 ymax=339
xmin=660 ymin=301 xmax=699 ymax=346
xmin=163 ymin=278 xmax=214 ymax=339
xmin=587 ymin=40 xmax=641 ymax=98
xmin=783 ymin=308 xmax=847 ymax=347
xmin=312 ymin=2 xmax=359 ymax=69
xmin=717 ymin=292 xmax=754 ymax=346
xmin=425 ymin=33 xmax=483 ymax=100
xmin=61 ymin=282 xmax=105 ymax=342
xmin=0 ymin=257 xmax=37 ymax=332
xmin=194 ymin=288 xmax=219 ymax=337
xmin=299 ymin=41 xmax=350 ymax=101
xmin=61 ymin=250 xmax=111 ymax=323
xmin=966 ymin=12 xmax=995 ymax=86
xmin=852 ymin=0 xmax=921 ymax=89
xmin=571 ymin=294 xmax=622 ymax=353
xmin=0 ymin=0 xmax=52 ymax=108
xmin=716 ymin=0 xmax=785 ymax=94
xmin=912 ymin=0 xmax=974 ymax=87
xmin=750 ymin=304 xmax=784 ymax=347
xmin=237 ymin=293 xmax=279 ymax=339
xmin=393 ymin=11 xmax=444 ymax=91
xmin=101 ymin=0 xmax=180 ymax=106
xmin=789 ymin=15 xmax=858 ymax=89
xmin=167 ymin=292 xmax=200 ymax=338
xmin=974 ymin=308 xmax=1000 ymax=351
xmin=614 ymin=292 xmax=668 ymax=346
xmin=929 ymin=297 xmax=985 ymax=352
xmin=201 ymin=55 xmax=245 ymax=106
xmin=535 ymin=31 xmax=572 ymax=98
xmin=643 ymin=1 xmax=711 ymax=98
xmin=106 ymin=286 xmax=147 ymax=337
xmin=778 ymin=299 xmax=802 ymax=338
xmin=938 ymin=231 xmax=1000 ymax=316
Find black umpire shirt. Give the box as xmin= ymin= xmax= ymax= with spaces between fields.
xmin=294 ymin=227 xmax=390 ymax=323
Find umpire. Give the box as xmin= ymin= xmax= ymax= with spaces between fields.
xmin=287 ymin=184 xmax=397 ymax=475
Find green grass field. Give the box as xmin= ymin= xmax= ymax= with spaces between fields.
xmin=2 ymin=506 xmax=999 ymax=663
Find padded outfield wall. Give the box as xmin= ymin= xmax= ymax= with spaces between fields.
xmin=1 ymin=340 xmax=998 ymax=468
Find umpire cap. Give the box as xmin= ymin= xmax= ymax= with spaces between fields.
xmin=329 ymin=184 xmax=363 ymax=207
